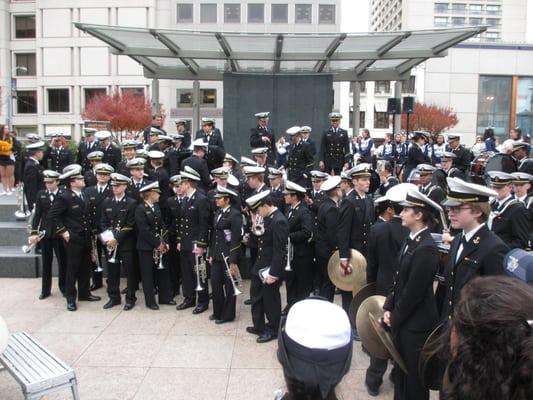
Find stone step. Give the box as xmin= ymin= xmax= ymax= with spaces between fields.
xmin=0 ymin=246 xmax=39 ymax=278
xmin=0 ymin=197 xmax=22 ymax=222
xmin=0 ymin=221 xmax=30 ymax=247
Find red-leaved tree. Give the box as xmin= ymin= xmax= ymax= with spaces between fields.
xmin=82 ymin=91 xmax=153 ymax=140
xmin=401 ymin=102 xmax=458 ymax=136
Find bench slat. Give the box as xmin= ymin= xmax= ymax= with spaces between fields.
xmin=8 ymin=337 xmax=55 ymax=381
xmin=17 ymin=332 xmax=70 ymax=375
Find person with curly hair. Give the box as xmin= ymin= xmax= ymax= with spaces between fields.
xmin=442 ymin=275 xmax=533 ymax=400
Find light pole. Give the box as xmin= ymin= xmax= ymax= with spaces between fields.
xmin=6 ymin=66 xmax=28 ymax=131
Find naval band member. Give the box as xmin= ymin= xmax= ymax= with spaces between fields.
xmin=319 ymin=113 xmax=350 ymax=175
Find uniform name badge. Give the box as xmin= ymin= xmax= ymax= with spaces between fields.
xmin=99 ymin=229 xmax=115 ymax=243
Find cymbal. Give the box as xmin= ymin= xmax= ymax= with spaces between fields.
xmin=327 ymin=249 xmax=367 ymax=292
xmin=355 ymin=295 xmax=388 ymax=360
xmin=369 ymin=313 xmax=408 ymax=374
xmin=419 ymin=323 xmax=446 ymax=391
xmin=348 ymin=282 xmax=376 ymax=326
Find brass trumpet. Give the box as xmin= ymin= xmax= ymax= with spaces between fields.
xmin=14 ymin=184 xmax=32 ymax=221
xmin=221 ymin=252 xmax=242 ymax=296
xmin=107 ymin=244 xmax=118 ymax=264
xmin=285 ymin=237 xmax=293 ymax=272
xmin=251 ymin=214 xmax=265 ymax=236
xmin=194 ymin=245 xmax=207 ymax=291
xmin=22 ymin=230 xmax=45 ymax=253
xmin=91 ymin=235 xmax=103 ymax=272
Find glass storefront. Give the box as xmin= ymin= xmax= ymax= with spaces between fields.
xmin=477 ymin=75 xmax=512 ymax=140
xmin=516 ymin=77 xmax=533 ymax=139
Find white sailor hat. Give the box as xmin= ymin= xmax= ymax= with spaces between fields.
xmin=211 ymin=167 xmax=229 ymax=178
xmin=300 ymin=126 xmax=312 ymax=132
xmin=139 ymin=181 xmax=161 ymax=193
xmin=169 ymin=174 xmax=182 ymax=186
xmin=121 ymin=140 xmax=138 ymax=149
xmin=255 ymin=112 xmax=270 ymax=119
xmin=172 ymin=134 xmax=184 ymax=141
xmin=310 ymin=170 xmax=329 ymax=181
xmin=350 ymin=163 xmax=372 ymax=178
xmin=109 ymin=173 xmax=131 ymax=186
xmin=411 ymin=131 xmax=430 ymax=141
xmin=135 ymin=149 xmax=148 ymax=159
xmin=149 ymin=127 xmax=163 ymax=136
xmin=243 ymin=165 xmax=266 ymax=177
xmin=26 ymin=133 xmax=40 ymax=142
xmin=321 ymin=176 xmax=342 ymax=192
xmin=416 ymin=164 xmax=437 ymax=175
xmin=447 ymin=133 xmax=461 ymax=142
xmin=328 ymin=112 xmax=342 ymax=120
xmin=147 ymin=150 xmax=165 ymax=159
xmin=201 ymin=117 xmax=215 ymax=125
xmin=126 ymin=157 xmax=146 ymax=169
xmin=95 ymin=130 xmax=112 ymax=140
xmin=192 ymin=138 xmax=208 ymax=149
xmin=83 ymin=128 xmax=97 ymax=135
xmin=157 ymin=135 xmax=173 ymax=142
xmin=174 ymin=119 xmax=187 ymax=125
xmin=488 ymin=171 xmax=515 ymax=186
xmin=227 ymin=174 xmax=239 ymax=187
xmin=26 ymin=141 xmax=45 ymax=151
xmin=400 ymin=188 xmax=442 ymax=212
xmin=511 ymin=172 xmax=533 ymax=184
xmin=512 ymin=141 xmax=530 ymax=152
xmin=214 ymin=185 xmax=238 ymax=199
xmin=285 ymin=126 xmax=301 ymax=136
xmin=340 ymin=171 xmax=350 ymax=181
xmin=283 ymin=180 xmax=306 ymax=195
xmin=440 ymin=151 xmax=456 ymax=160
xmin=43 ymin=170 xmax=61 ymax=182
xmin=224 ymin=153 xmax=238 ymax=164
xmin=442 ymin=177 xmax=496 ymax=207
xmin=94 ymin=163 xmax=114 ymax=175
xmin=374 ymin=196 xmax=390 ymax=206
xmin=180 ymin=165 xmax=201 ymax=182
xmin=268 ymin=167 xmax=283 ymax=179
xmin=240 ymin=156 xmax=257 ymax=167
xmin=87 ymin=150 xmax=104 ymax=161
xmin=251 ymin=147 xmax=269 ymax=155
xmin=59 ymin=164 xmax=83 ymax=180
xmin=245 ymin=190 xmax=271 ymax=210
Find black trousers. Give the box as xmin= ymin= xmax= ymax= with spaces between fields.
xmin=393 ymin=329 xmax=430 ymax=400
xmin=65 ymin=241 xmax=91 ymax=303
xmin=366 ymin=357 xmax=388 ymax=389
xmin=106 ymin=248 xmax=137 ymax=304
xmin=324 ymin=162 xmax=343 ymax=176
xmin=138 ymin=250 xmax=173 ymax=307
xmin=180 ymin=250 xmax=208 ymax=306
xmin=166 ymin=236 xmax=181 ymax=296
xmin=285 ymin=251 xmax=312 ymax=308
xmin=211 ymin=260 xmax=236 ymax=321
xmin=250 ymin=270 xmax=281 ymax=335
xmin=41 ymin=238 xmax=66 ymax=295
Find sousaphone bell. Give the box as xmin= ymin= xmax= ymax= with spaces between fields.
xmin=327 ymin=249 xmax=367 ymax=292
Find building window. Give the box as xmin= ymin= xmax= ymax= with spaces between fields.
xmin=348 ymin=110 xmax=366 ymax=129
xmin=516 ymin=77 xmax=533 ymax=140
xmin=84 ymin=88 xmax=106 ymax=105
xmin=13 ymin=15 xmax=35 ymax=39
xmin=486 ymin=5 xmax=501 ymax=15
xmin=401 ymin=76 xmax=416 ymax=93
xmin=477 ymin=75 xmax=512 ymax=140
xmin=177 ymin=88 xmax=217 ymax=108
xmin=469 ymin=4 xmax=482 ymax=13
xmin=434 ymin=3 xmax=448 ymax=13
xmin=434 ymin=17 xmax=448 ymax=27
xmin=485 ymin=32 xmax=500 ymax=40
xmin=486 ymin=18 xmax=500 ymax=27
xmin=177 ymin=4 xmax=193 ymax=23
xmin=319 ymin=5 xmax=335 ymax=24
xmin=16 ymin=90 xmax=37 ymax=114
xmin=224 ymin=4 xmax=241 ymax=23
xmin=374 ymin=111 xmax=389 ymax=129
xmin=271 ymin=4 xmax=288 ymax=23
xmin=47 ymin=88 xmax=70 ymax=113
xmin=451 ymin=3 xmax=466 ymax=12
xmin=295 ymin=4 xmax=312 ymax=23
xmin=14 ymin=53 xmax=36 ymax=76
xmin=469 ymin=18 xmax=482 ymax=26
xmin=374 ymin=81 xmax=390 ymax=94
xmin=359 ymin=81 xmax=366 ymax=93
xmin=451 ymin=17 xmax=465 ymax=26
xmin=200 ymin=4 xmax=217 ymax=23
xmin=121 ymin=87 xmax=145 ymax=97
xmin=248 ymin=4 xmax=264 ymax=23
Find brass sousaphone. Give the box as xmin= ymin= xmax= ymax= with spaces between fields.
xmin=327 ymin=249 xmax=367 ymax=292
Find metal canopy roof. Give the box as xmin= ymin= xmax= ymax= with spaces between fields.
xmin=74 ymin=23 xmax=486 ymax=82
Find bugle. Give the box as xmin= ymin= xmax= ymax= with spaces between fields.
xmin=91 ymin=235 xmax=103 ymax=272
xmin=14 ymin=184 xmax=32 ymax=220
xmin=22 ymin=230 xmax=45 ymax=253
xmin=194 ymin=245 xmax=207 ymax=291
xmin=285 ymin=237 xmax=293 ymax=271
xmin=251 ymin=214 xmax=265 ymax=236
xmin=221 ymin=252 xmax=242 ymax=296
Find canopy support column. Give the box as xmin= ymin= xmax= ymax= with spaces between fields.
xmin=351 ymin=81 xmax=361 ymax=136
xmin=151 ymin=78 xmax=159 ymax=114
xmin=192 ymin=80 xmax=200 ymax=136
xmin=393 ymin=81 xmax=402 ymax=136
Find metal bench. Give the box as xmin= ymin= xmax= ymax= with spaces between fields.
xmin=0 ymin=331 xmax=80 ymax=400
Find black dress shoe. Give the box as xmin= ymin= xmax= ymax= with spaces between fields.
xmin=103 ymin=299 xmax=121 ymax=309
xmin=256 ymin=332 xmax=277 ymax=343
xmin=176 ymin=301 xmax=194 ymax=311
xmin=209 ymin=314 xmax=217 ymax=321
xmin=244 ymin=298 xmax=252 ymax=305
xmin=215 ymin=319 xmax=233 ymax=325
xmin=147 ymin=304 xmax=159 ymax=310
xmin=192 ymin=305 xmax=208 ymax=315
xmin=67 ymin=302 xmax=77 ymax=311
xmin=246 ymin=326 xmax=263 ymax=335
xmin=160 ymin=300 xmax=176 ymax=306
xmin=79 ymin=294 xmax=101 ymax=301
xmin=120 ymin=288 xmax=128 ymax=294
xmin=90 ymin=283 xmax=103 ymax=291
xmin=123 ymin=303 xmax=135 ymax=311
xmin=39 ymin=293 xmax=50 ymax=300
xmin=366 ymin=384 xmax=379 ymax=397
